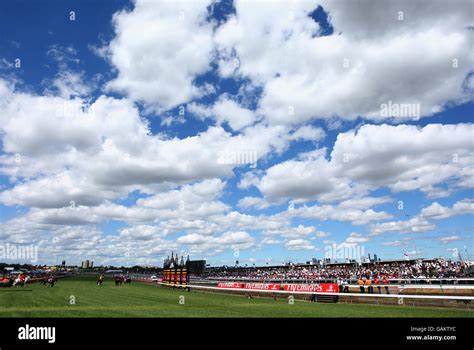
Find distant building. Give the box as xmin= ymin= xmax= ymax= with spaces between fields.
xmin=81 ymin=260 xmax=93 ymax=269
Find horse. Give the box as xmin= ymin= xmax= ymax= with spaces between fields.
xmin=114 ymin=276 xmax=123 ymax=286
xmin=0 ymin=277 xmax=12 ymax=288
xmin=12 ymin=277 xmax=21 ymax=287
xmin=42 ymin=276 xmax=56 ymax=287
xmin=48 ymin=277 xmax=56 ymax=287
xmin=13 ymin=276 xmax=30 ymax=288
xmin=96 ymin=274 xmax=104 ymax=286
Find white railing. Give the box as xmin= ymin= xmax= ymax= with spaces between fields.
xmin=396 ymin=284 xmax=474 ymax=289
xmin=159 ymin=282 xmax=474 ymax=301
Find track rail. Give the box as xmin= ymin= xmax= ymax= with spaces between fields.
xmin=159 ymin=282 xmax=474 ymax=301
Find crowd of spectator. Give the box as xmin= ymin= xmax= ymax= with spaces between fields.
xmin=202 ymin=259 xmax=473 ymax=282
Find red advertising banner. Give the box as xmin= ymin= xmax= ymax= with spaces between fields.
xmin=283 ymin=283 xmax=339 ymax=293
xmin=217 ymin=282 xmax=243 ymax=289
xmin=243 ymin=283 xmax=281 ymax=291
xmin=215 ymin=283 xmax=339 ymax=293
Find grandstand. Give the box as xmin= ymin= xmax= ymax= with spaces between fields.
xmin=201 ymin=258 xmax=472 ymax=280
xmin=170 ymin=258 xmax=474 ymax=310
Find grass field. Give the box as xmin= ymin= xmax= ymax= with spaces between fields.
xmin=0 ymin=276 xmax=472 ymax=317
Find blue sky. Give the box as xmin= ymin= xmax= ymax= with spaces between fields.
xmin=0 ymin=0 xmax=473 ymax=266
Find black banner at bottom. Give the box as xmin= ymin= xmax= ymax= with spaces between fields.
xmin=0 ymin=317 xmax=471 ymax=349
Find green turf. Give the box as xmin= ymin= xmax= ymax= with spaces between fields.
xmin=0 ymin=276 xmax=472 ymax=317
